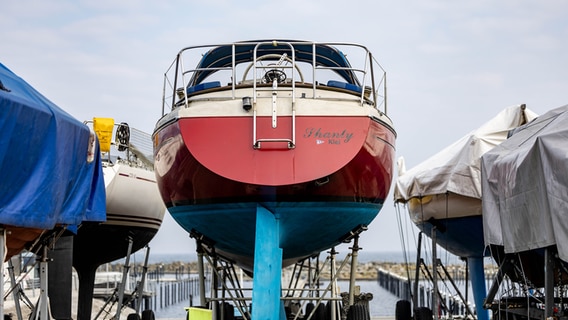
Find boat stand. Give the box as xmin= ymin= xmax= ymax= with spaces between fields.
xmin=114 ymin=237 xmax=133 ymax=319
xmin=251 ymin=205 xmax=282 ymax=320
xmin=134 ymin=246 xmax=151 ymax=315
xmin=25 ymin=246 xmax=51 ymax=320
xmin=6 ymin=258 xmax=33 ymax=320
xmin=27 ymin=229 xmax=68 ymax=320
xmin=5 ymin=257 xmax=40 ymax=320
xmin=405 ymin=231 xmax=483 ymax=320
xmin=94 ymin=241 xmax=154 ymax=320
xmin=191 ymin=205 xmax=373 ymax=320
xmin=0 ymin=228 xmax=30 ymax=320
xmin=93 ymin=239 xmax=132 ymax=320
xmin=2 ymin=229 xmax=72 ymax=320
xmin=0 ymin=228 xmax=4 ymax=318
xmin=483 ymin=246 xmax=564 ymax=320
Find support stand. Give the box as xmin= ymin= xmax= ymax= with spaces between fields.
xmin=348 ymin=236 xmax=360 ymax=307
xmin=412 ymin=232 xmax=423 ymax=312
xmin=135 ymin=246 xmax=151 ymax=314
xmin=189 ymin=212 xmax=371 ymax=320
xmin=31 ymin=246 xmax=50 ymax=320
xmin=484 ymin=246 xmax=562 ymax=320
xmin=468 ymin=256 xmax=489 ymax=320
xmin=8 ymin=259 xmax=26 ymax=320
xmin=412 ymin=231 xmax=477 ymax=320
xmin=251 ymin=205 xmax=283 ymax=320
xmin=431 ymin=228 xmax=438 ymax=320
xmin=115 ymin=237 xmax=133 ymax=319
xmin=94 ymin=237 xmax=135 ymax=320
xmin=197 ymin=243 xmax=207 ymax=307
xmin=0 ymin=228 xmax=4 ymax=318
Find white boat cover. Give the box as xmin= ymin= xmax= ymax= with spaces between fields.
xmin=395 ymin=104 xmax=538 ymax=203
xmin=481 ymin=104 xmax=568 ymax=261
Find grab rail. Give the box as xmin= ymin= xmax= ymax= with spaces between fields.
xmin=252 ymin=42 xmax=296 ymax=149
xmin=161 ymin=41 xmax=387 ymax=116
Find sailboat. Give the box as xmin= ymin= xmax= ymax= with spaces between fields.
xmin=394 ymin=104 xmax=537 ymax=320
xmin=71 ymin=118 xmax=166 ymax=320
xmin=152 ymin=40 xmax=396 ymax=319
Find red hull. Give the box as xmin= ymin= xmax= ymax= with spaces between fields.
xmin=4 ymin=226 xmax=44 ymax=260
xmin=154 ymin=115 xmax=395 ymax=205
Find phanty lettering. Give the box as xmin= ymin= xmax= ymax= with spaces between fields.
xmin=303 ymin=128 xmax=353 ymax=143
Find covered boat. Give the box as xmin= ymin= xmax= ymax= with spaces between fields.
xmin=153 ymin=40 xmax=395 ymax=319
xmin=0 ymin=62 xmax=106 ymax=318
xmin=0 ymin=62 xmax=106 ymax=257
xmin=481 ymin=104 xmax=568 ymax=319
xmin=394 ymin=104 xmax=537 ymax=320
xmin=483 ymin=104 xmax=568 ymax=263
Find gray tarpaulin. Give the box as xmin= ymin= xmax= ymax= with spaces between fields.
xmin=482 ymin=104 xmax=568 ymax=262
xmin=395 ymin=104 xmax=537 ymax=202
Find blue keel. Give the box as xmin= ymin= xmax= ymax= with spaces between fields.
xmin=468 ymin=257 xmax=488 ymax=320
xmin=252 ymin=205 xmax=284 ymax=320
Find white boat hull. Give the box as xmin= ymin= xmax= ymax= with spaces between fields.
xmin=407 ymin=193 xmax=481 ymax=223
xmin=407 ymin=193 xmax=485 ymax=258
xmin=103 ymin=162 xmax=165 ymax=230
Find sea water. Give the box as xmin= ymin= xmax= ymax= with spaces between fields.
xmin=126 ymin=250 xmax=463 ymax=266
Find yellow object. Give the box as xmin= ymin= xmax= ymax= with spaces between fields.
xmin=408 ymin=195 xmax=433 ymax=211
xmin=185 ymin=307 xmax=212 ymax=320
xmin=93 ymin=117 xmax=114 ymax=153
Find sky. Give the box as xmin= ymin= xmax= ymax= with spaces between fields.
xmin=2 ymin=1 xmax=567 ymax=258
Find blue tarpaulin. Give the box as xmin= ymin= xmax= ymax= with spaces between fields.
xmin=0 ymin=62 xmax=106 ymax=229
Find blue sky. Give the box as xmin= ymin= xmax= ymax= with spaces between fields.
xmin=2 ymin=1 xmax=567 ymax=256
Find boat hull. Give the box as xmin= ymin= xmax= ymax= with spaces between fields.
xmin=71 ymin=127 xmax=165 ymax=320
xmin=407 ymin=193 xmax=485 ymax=258
xmin=4 ymin=226 xmax=44 ymax=259
xmin=103 ymin=163 xmax=164 ymax=230
xmin=73 ymin=163 xmax=164 ymax=268
xmin=169 ymin=202 xmax=381 ymax=267
xmin=154 ymin=113 xmax=395 ymax=269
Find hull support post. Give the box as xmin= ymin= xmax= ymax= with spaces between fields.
xmin=468 ymin=256 xmax=489 ymax=320
xmin=252 ymin=204 xmax=284 ymax=320
xmin=197 ymin=243 xmax=207 ymax=307
xmin=114 ymin=236 xmax=133 ymax=320
xmin=348 ymin=235 xmax=361 ymax=306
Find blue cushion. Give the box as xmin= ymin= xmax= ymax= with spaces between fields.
xmin=326 ymin=80 xmax=362 ymax=94
xmin=186 ymin=81 xmax=221 ymax=94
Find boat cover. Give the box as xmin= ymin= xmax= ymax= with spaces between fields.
xmin=0 ymin=63 xmax=106 ymax=230
xmin=482 ymin=104 xmax=568 ymax=261
xmin=394 ymin=104 xmax=537 ymax=203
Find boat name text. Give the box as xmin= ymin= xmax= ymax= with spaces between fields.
xmin=303 ymin=128 xmax=353 ymax=144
